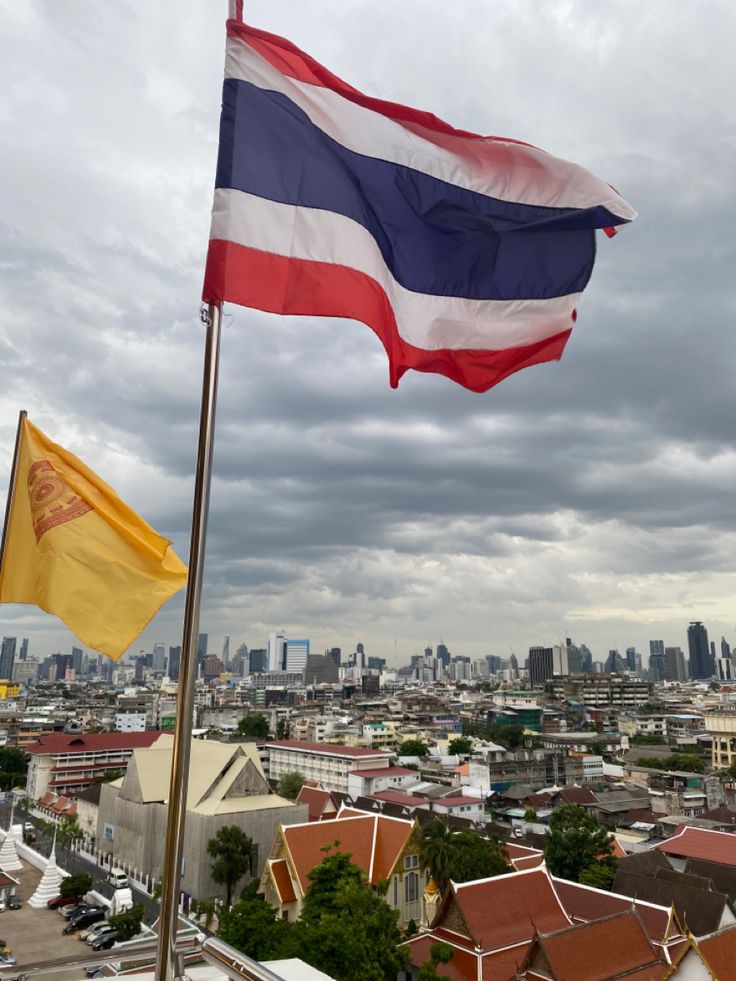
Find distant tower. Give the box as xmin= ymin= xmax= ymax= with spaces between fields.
xmin=222 ymin=635 xmax=230 ymax=670
xmin=18 ymin=638 xmax=28 ymax=662
xmin=0 ymin=638 xmax=17 ymax=679
xmin=688 ymin=622 xmax=712 ymax=680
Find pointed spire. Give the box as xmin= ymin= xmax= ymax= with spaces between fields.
xmin=27 ymin=833 xmax=64 ymax=908
xmin=0 ymin=804 xmax=22 ymax=872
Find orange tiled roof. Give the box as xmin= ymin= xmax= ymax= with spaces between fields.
xmin=269 ymin=858 xmax=296 ymax=904
xmin=282 ymin=813 xmax=413 ymax=892
xmin=656 ymin=826 xmax=736 ymax=867
xmin=447 ymin=868 xmax=570 ymax=950
xmin=696 ymin=923 xmax=736 ymax=977
xmin=551 ymin=877 xmax=675 ymax=944
xmin=524 ymin=912 xmax=667 ymax=980
xmin=296 ymin=785 xmax=337 ymax=822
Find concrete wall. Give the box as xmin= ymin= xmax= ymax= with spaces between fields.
xmin=97 ymin=785 xmax=307 ymax=902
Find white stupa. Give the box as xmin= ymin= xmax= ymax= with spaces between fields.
xmin=28 ymin=833 xmax=63 ymax=907
xmin=0 ymin=803 xmax=22 ymax=872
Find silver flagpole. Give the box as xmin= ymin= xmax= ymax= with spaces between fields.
xmin=155 ymin=302 xmax=222 ymax=981
xmin=0 ymin=409 xmax=27 ymax=579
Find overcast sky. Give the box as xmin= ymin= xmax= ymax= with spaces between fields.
xmin=1 ymin=0 xmax=735 ymax=668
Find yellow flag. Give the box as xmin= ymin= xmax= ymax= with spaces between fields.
xmin=0 ymin=417 xmax=188 ymax=660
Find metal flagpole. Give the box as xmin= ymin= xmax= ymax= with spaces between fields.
xmin=0 ymin=409 xmax=27 ymax=579
xmin=155 ymin=303 xmax=222 ymax=981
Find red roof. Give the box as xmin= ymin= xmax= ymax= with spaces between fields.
xmin=655 ymin=826 xmax=736 ymax=867
xmin=522 ymin=912 xmax=667 ymax=980
xmin=448 ymin=868 xmax=570 ymax=950
xmin=370 ymin=790 xmax=421 ymax=806
xmin=265 ymin=740 xmax=391 ymax=758
xmin=27 ymin=732 xmax=161 ymax=756
xmin=295 ymin=785 xmax=338 ymax=822
xmin=695 ymin=924 xmax=736 ymax=977
xmin=433 ymin=796 xmax=480 ymax=808
xmin=551 ymin=878 xmax=675 ymax=944
xmin=558 ymin=786 xmax=598 ymax=806
xmin=269 ymin=859 xmax=296 ymax=904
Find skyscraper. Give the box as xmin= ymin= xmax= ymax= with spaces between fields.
xmin=0 ymin=638 xmax=17 ymax=680
xmin=625 ymin=647 xmax=638 ymax=672
xmin=285 ymin=639 xmax=310 ymax=674
xmin=19 ymin=638 xmax=28 ymax=661
xmin=649 ymin=651 xmax=665 ymax=683
xmin=722 ymin=637 xmax=732 ymax=660
xmin=604 ymin=649 xmax=625 ymax=673
xmin=222 ymin=635 xmax=230 ymax=670
xmin=664 ymin=646 xmax=688 ymax=682
xmin=528 ymin=647 xmax=554 ymax=687
xmin=267 ymin=632 xmax=286 ymax=671
xmin=152 ymin=643 xmax=166 ymax=672
xmin=168 ymin=645 xmax=181 ymax=681
xmin=71 ymin=646 xmax=83 ymax=675
xmin=688 ymin=621 xmax=713 ymax=680
xmin=197 ymin=633 xmax=208 ymax=668
xmin=579 ymin=644 xmax=593 ymax=673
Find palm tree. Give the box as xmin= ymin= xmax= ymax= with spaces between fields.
xmin=207 ymin=826 xmax=254 ymax=907
xmin=418 ymin=819 xmax=455 ymax=893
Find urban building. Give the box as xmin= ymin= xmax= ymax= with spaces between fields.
xmin=665 ymin=647 xmax=688 ymax=682
xmin=267 ymin=632 xmax=286 ymax=672
xmin=97 ymin=736 xmax=306 ymax=901
xmin=167 ymin=645 xmax=181 ymax=681
xmin=688 ymin=621 xmax=713 ymax=680
xmin=0 ymin=638 xmax=16 ymax=680
xmin=26 ymin=731 xmax=162 ymax=800
xmin=18 ymin=638 xmax=28 ymax=662
xmin=264 ymin=740 xmax=393 ymax=794
xmin=285 ymin=639 xmax=310 ymax=674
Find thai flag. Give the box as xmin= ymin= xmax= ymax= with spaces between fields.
xmin=203 ymin=20 xmax=636 ymax=393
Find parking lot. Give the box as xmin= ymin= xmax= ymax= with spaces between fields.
xmin=0 ymin=861 xmax=108 ymax=980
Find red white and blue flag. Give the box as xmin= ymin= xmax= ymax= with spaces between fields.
xmin=203 ymin=20 xmax=636 ymax=393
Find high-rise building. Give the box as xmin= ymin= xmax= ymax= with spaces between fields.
xmin=53 ymin=653 xmax=73 ymax=681
xmin=711 ymin=641 xmax=717 ymax=664
xmin=625 ymin=647 xmax=638 ymax=672
xmin=248 ymin=648 xmax=267 ymax=673
xmin=152 ymin=643 xmax=166 ymax=672
xmin=509 ymin=652 xmax=519 ymax=678
xmin=197 ymin=633 xmax=208 ymax=667
xmin=367 ymin=656 xmax=386 ymax=671
xmin=717 ymin=658 xmax=734 ymax=682
xmin=268 ymin=632 xmax=286 ymax=672
xmin=604 ymin=650 xmax=625 ymax=673
xmin=168 ymin=645 xmax=181 ymax=681
xmin=355 ymin=643 xmax=366 ymax=670
xmin=688 ymin=621 xmax=713 ymax=680
xmin=0 ymin=638 xmax=17 ymax=679
xmin=566 ymin=638 xmax=582 ymax=673
xmin=285 ymin=639 xmax=310 ymax=674
xmin=18 ymin=638 xmax=28 ymax=662
xmin=222 ymin=635 xmax=230 ymax=670
xmin=649 ymin=651 xmax=665 ymax=683
xmin=436 ymin=644 xmax=450 ymax=668
xmin=202 ymin=656 xmax=224 ymax=680
xmin=327 ymin=647 xmax=341 ymax=667
xmin=579 ymin=644 xmax=593 ymax=673
xmin=71 ymin=646 xmax=83 ymax=675
xmin=529 ymin=647 xmax=554 ymax=687
xmin=722 ymin=637 xmax=732 ymax=660
xmin=664 ymin=646 xmax=687 ymax=682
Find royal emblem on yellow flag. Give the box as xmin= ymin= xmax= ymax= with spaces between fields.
xmin=0 ymin=416 xmax=188 ymax=660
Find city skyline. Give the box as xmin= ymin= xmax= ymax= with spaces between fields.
xmin=1 ymin=2 xmax=735 ymax=664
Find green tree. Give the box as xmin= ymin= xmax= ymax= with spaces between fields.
xmin=276 ymin=719 xmax=289 ymax=739
xmin=579 ymin=862 xmax=616 ymax=891
xmin=398 ymin=739 xmax=429 ymax=757
xmin=300 ymin=851 xmax=409 ymax=981
xmin=448 ymin=737 xmax=472 ymax=756
xmin=207 ymin=826 xmax=254 ymax=906
xmin=0 ymin=748 xmax=27 ymax=791
xmin=237 ymin=714 xmax=270 ymax=739
xmin=218 ymin=892 xmax=300 ymax=961
xmin=277 ymin=771 xmax=306 ymax=800
xmin=523 ymin=808 xmax=538 ymax=823
xmin=108 ymin=903 xmax=145 ymax=941
xmin=544 ymin=804 xmax=616 ymax=884
xmin=447 ymin=831 xmax=509 ymax=883
xmin=60 ymin=873 xmax=92 ymax=898
xmin=419 ymin=819 xmax=455 ymax=891
xmin=418 ymin=941 xmax=454 ymax=981
xmin=57 ymin=815 xmax=82 ymax=853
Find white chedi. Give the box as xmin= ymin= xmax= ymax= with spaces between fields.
xmin=27 ymin=834 xmax=64 ymax=907
xmin=0 ymin=805 xmax=22 ymax=872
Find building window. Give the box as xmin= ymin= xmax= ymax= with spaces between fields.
xmin=405 ymin=872 xmax=419 ymax=904
xmin=404 ymin=854 xmax=419 ymax=870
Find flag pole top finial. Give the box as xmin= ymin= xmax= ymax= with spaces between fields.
xmin=228 ymin=0 xmax=243 ymax=22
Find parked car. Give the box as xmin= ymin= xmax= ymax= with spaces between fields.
xmin=63 ymin=909 xmax=105 ymax=934
xmin=62 ymin=901 xmax=94 ymax=919
xmin=48 ymin=894 xmax=83 ymax=910
xmin=84 ymin=966 xmax=103 ymax=978
xmin=91 ymin=932 xmax=118 ymax=952
xmin=0 ymin=954 xmax=17 ymax=968
xmin=0 ymin=899 xmax=6 ymax=913
xmin=7 ymin=896 xmax=21 ymax=911
xmin=81 ymin=922 xmax=115 ymax=944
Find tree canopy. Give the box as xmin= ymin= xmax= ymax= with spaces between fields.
xmin=108 ymin=903 xmax=145 ymax=941
xmin=60 ymin=873 xmax=92 ymax=898
xmin=237 ymin=714 xmax=269 ymax=739
xmin=448 ymin=737 xmax=472 ymax=756
xmin=418 ymin=941 xmax=454 ymax=981
xmin=207 ymin=826 xmax=254 ymax=906
xmin=0 ymin=748 xmax=27 ymax=791
xmin=419 ymin=820 xmax=508 ymax=891
xmin=218 ymin=849 xmax=409 ymax=980
xmin=398 ymin=739 xmax=429 ymax=757
xmin=277 ymin=771 xmax=305 ymax=800
xmin=544 ymin=804 xmax=616 ymax=884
